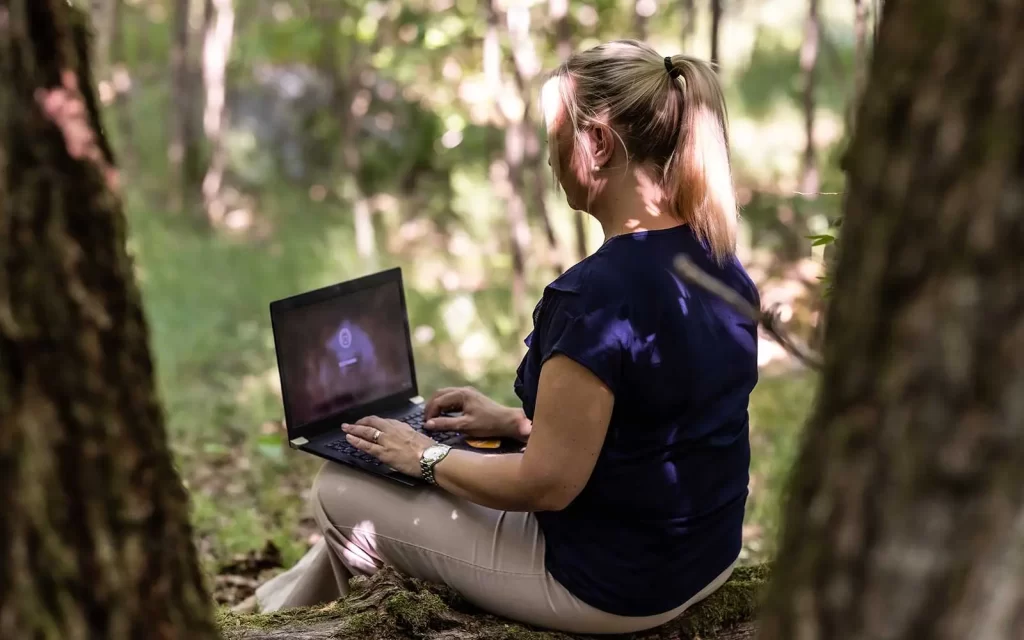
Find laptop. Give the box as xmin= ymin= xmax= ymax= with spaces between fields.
xmin=269 ymin=267 xmax=519 ymax=486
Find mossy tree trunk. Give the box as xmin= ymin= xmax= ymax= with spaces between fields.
xmin=760 ymin=1 xmax=1024 ymax=638
xmin=0 ymin=2 xmax=219 ymax=638
xmin=219 ymin=566 xmax=766 ymax=639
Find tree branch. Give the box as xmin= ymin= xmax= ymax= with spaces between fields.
xmin=673 ymin=255 xmax=824 ymax=370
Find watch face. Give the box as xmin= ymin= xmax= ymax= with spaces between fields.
xmin=425 ymin=445 xmax=447 ymax=463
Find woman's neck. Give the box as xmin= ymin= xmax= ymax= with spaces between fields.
xmin=591 ymin=167 xmax=683 ymax=241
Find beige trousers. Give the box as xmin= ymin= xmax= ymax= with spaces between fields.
xmin=256 ymin=462 xmax=734 ymax=635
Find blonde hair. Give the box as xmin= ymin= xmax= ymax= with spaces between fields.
xmin=546 ymin=39 xmax=738 ymax=262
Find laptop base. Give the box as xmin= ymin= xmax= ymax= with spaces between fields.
xmin=293 ymin=405 xmax=524 ymax=487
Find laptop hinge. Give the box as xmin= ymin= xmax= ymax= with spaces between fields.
xmin=290 ymin=437 xmax=309 ymax=447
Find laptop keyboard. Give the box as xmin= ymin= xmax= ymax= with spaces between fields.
xmin=323 ymin=407 xmax=462 ymax=466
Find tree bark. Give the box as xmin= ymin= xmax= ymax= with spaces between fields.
xmin=760 ymin=1 xmax=1024 ymax=638
xmin=0 ymin=2 xmax=219 ymax=639
xmin=710 ymin=0 xmax=722 ymax=69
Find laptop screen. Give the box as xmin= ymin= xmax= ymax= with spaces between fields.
xmin=274 ymin=279 xmax=414 ymax=429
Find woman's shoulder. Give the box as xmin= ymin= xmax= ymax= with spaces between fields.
xmin=543 ymin=250 xmax=632 ymax=311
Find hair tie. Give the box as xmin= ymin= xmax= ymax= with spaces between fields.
xmin=664 ymin=56 xmax=682 ymax=80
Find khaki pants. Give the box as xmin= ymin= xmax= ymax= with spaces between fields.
xmin=256 ymin=462 xmax=733 ymax=635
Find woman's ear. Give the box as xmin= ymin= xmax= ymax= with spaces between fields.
xmin=589 ymin=123 xmax=615 ymax=169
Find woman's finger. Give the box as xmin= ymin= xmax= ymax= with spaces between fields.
xmin=343 ymin=423 xmax=383 ymax=443
xmin=425 ymin=389 xmax=464 ymax=418
xmin=355 ymin=415 xmax=395 ymax=432
xmin=425 ymin=389 xmax=455 ymax=418
xmin=345 ymin=433 xmax=385 ymax=457
xmin=424 ymin=415 xmax=468 ymax=431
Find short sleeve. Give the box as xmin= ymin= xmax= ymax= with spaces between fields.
xmin=535 ymin=291 xmax=632 ymax=395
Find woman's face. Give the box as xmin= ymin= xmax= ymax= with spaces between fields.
xmin=542 ymin=77 xmax=591 ymax=212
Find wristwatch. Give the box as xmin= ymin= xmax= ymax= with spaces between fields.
xmin=420 ymin=444 xmax=452 ymax=485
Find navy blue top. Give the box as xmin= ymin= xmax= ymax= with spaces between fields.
xmin=514 ymin=225 xmax=759 ymax=617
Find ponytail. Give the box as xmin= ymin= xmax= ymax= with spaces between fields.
xmin=665 ymin=56 xmax=738 ymax=264
xmin=549 ymin=42 xmax=738 ymax=263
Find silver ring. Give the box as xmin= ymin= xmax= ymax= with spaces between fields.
xmin=372 ymin=429 xmax=381 ymax=444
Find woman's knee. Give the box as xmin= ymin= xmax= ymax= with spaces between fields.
xmin=310 ymin=462 xmax=363 ymax=527
xmin=309 ymin=462 xmax=405 ymax=530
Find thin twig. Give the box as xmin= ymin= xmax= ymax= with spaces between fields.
xmin=673 ymin=255 xmax=824 ymax=370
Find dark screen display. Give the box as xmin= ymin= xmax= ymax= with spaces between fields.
xmin=275 ymin=281 xmax=413 ymax=428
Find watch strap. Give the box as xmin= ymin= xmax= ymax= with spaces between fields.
xmin=420 ymin=444 xmax=451 ymax=485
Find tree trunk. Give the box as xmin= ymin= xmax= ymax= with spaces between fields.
xmin=799 ymin=0 xmax=819 ymax=197
xmin=0 ymin=3 xmax=219 ymax=639
xmin=710 ymin=0 xmax=722 ymax=69
xmin=548 ymin=0 xmax=587 ymax=265
xmin=549 ymin=0 xmax=572 ymax=61
xmin=634 ymin=0 xmax=656 ymax=42
xmin=89 ymin=0 xmax=116 ymax=81
xmin=109 ymin=0 xmax=136 ymax=165
xmin=200 ymin=0 xmax=235 ymax=225
xmin=681 ymin=0 xmax=696 ymax=44
xmin=760 ymin=1 xmax=1024 ymax=638
xmin=322 ymin=0 xmax=381 ymax=264
xmin=506 ymin=0 xmax=563 ymax=273
xmin=485 ymin=0 xmax=529 ymax=321
xmin=169 ymin=0 xmax=200 ymax=215
xmin=850 ymin=0 xmax=869 ymax=129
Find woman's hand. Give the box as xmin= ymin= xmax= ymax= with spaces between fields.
xmin=342 ymin=416 xmax=437 ymax=478
xmin=424 ymin=387 xmax=532 ymax=441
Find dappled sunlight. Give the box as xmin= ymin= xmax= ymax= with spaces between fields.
xmin=342 ymin=520 xmax=381 ymax=575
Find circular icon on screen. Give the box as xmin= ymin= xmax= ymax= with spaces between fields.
xmin=339 ymin=327 xmax=352 ymax=349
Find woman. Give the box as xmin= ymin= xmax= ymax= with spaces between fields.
xmin=256 ymin=39 xmax=759 ymax=634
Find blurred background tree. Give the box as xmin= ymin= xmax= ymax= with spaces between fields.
xmin=76 ymin=0 xmax=874 ymax=606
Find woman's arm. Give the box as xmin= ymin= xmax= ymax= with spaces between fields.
xmin=433 ymin=354 xmax=613 ymax=512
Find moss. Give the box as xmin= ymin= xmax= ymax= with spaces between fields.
xmin=385 ymin=589 xmax=448 ymax=633
xmin=340 ymin=611 xmax=379 ymax=636
xmin=675 ymin=564 xmax=771 ymax=638
xmin=217 ymin=599 xmax=348 ymax=630
xmin=730 ymin=563 xmax=772 ymax=584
